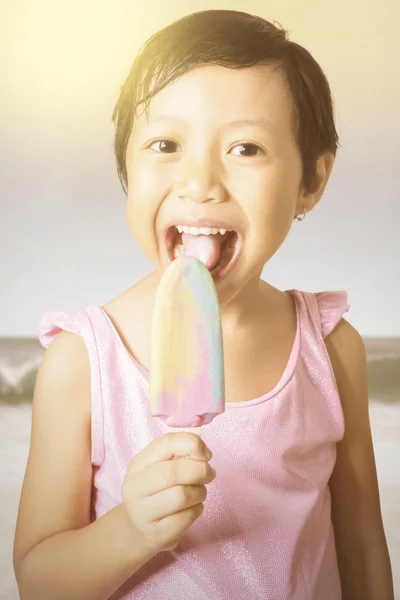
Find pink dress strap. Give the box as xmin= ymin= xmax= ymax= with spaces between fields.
xmin=314 ymin=291 xmax=350 ymax=338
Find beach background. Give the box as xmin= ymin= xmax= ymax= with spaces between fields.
xmin=1 ymin=0 xmax=399 ymax=598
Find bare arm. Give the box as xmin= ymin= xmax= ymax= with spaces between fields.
xmin=13 ymin=331 xmax=155 ymax=600
xmin=326 ymin=318 xmax=394 ymax=600
xmin=16 ymin=504 xmax=155 ymax=600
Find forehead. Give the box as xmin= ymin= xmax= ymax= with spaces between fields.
xmin=134 ymin=64 xmax=294 ymax=136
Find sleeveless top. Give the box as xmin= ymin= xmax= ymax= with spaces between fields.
xmin=38 ymin=289 xmax=349 ymax=600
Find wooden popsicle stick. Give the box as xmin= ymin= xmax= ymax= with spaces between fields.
xmin=181 ymin=426 xmax=202 ymax=438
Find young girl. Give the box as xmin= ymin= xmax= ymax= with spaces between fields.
xmin=13 ymin=9 xmax=394 ymax=600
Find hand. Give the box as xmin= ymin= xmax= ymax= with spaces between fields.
xmin=122 ymin=432 xmax=216 ymax=553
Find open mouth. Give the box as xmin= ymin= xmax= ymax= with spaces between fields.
xmin=164 ymin=227 xmax=241 ymax=280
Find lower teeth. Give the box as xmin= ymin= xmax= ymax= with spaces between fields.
xmin=173 ymin=244 xmax=184 ymax=259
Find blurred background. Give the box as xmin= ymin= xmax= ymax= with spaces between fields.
xmin=1 ymin=1 xmax=399 ymax=598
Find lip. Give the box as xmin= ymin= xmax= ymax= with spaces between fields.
xmin=162 ymin=217 xmax=243 ymax=280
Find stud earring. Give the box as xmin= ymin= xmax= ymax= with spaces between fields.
xmin=294 ymin=207 xmax=307 ymax=221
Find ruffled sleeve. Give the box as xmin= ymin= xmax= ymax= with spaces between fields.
xmin=314 ymin=291 xmax=350 ymax=338
xmin=38 ymin=310 xmax=81 ymax=348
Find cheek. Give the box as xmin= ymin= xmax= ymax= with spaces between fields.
xmin=130 ymin=157 xmax=160 ymax=196
xmin=125 ymin=154 xmax=171 ymax=261
xmin=126 ymin=186 xmax=159 ymax=260
xmin=244 ymin=162 xmax=298 ymax=224
xmin=127 ymin=155 xmax=162 ymax=216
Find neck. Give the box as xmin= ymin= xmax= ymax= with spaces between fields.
xmin=147 ymin=267 xmax=278 ymax=337
xmin=219 ymin=275 xmax=277 ymax=336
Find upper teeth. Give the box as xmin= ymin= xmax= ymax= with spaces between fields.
xmin=175 ymin=225 xmax=230 ymax=236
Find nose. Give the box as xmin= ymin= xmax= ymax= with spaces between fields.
xmin=175 ymin=153 xmax=227 ymax=205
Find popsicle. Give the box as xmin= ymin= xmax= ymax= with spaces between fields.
xmin=149 ymin=255 xmax=225 ymax=436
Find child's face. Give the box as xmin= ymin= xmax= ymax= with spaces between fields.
xmin=125 ymin=64 xmax=314 ymax=308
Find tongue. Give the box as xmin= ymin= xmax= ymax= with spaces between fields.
xmin=181 ymin=233 xmax=223 ymax=270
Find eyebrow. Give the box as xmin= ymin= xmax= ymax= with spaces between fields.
xmin=146 ymin=115 xmax=277 ymax=135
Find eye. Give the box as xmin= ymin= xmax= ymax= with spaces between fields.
xmin=147 ymin=139 xmax=264 ymax=156
xmin=148 ymin=139 xmax=179 ymax=154
xmin=229 ymin=143 xmax=263 ymax=157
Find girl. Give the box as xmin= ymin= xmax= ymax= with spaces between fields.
xmin=13 ymin=9 xmax=394 ymax=600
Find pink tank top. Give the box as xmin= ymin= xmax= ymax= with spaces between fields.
xmin=38 ymin=288 xmax=349 ymax=600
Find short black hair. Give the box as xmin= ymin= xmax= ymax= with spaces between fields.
xmin=112 ymin=9 xmax=340 ymax=196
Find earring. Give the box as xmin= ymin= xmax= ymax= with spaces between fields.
xmin=294 ymin=207 xmax=307 ymax=221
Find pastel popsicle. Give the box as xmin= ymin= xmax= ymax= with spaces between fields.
xmin=149 ymin=256 xmax=225 ymax=433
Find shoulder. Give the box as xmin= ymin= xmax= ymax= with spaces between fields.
xmin=324 ymin=316 xmax=368 ymax=400
xmin=41 ymin=327 xmax=89 ymax=370
xmin=37 ymin=328 xmax=92 ymax=421
xmin=324 ymin=316 xmax=366 ymax=362
xmin=324 ymin=317 xmax=368 ymax=429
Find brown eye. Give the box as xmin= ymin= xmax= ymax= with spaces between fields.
xmin=229 ymin=143 xmax=262 ymax=157
xmin=148 ymin=139 xmax=263 ymax=156
xmin=149 ymin=139 xmax=178 ymax=153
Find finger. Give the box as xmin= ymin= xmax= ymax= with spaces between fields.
xmin=156 ymin=503 xmax=205 ymax=546
xmin=129 ymin=432 xmax=213 ymax=473
xmin=126 ymin=458 xmax=215 ymax=497
xmin=147 ymin=484 xmax=208 ymax=523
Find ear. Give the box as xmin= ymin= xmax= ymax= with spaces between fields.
xmin=296 ymin=152 xmax=335 ymax=214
